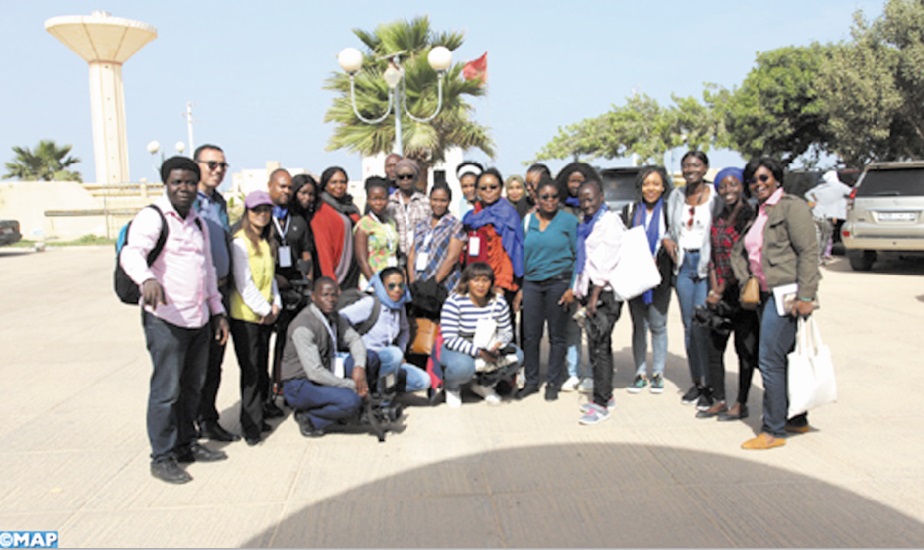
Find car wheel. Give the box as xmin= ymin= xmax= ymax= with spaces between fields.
xmin=848 ymin=249 xmax=876 ymax=271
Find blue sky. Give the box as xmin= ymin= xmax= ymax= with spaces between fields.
xmin=1 ymin=0 xmax=885 ymax=184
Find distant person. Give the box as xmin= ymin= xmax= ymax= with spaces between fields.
xmin=355 ymin=177 xmax=399 ymax=286
xmin=267 ymin=168 xmax=314 ymax=420
xmin=120 ymin=156 xmax=229 ymax=484
xmin=228 ymin=190 xmax=282 ymax=445
xmin=387 ymin=159 xmax=430 ymax=263
xmin=456 ymin=161 xmax=483 ymax=219
xmin=805 ymin=170 xmax=852 ymax=264
xmin=524 ymin=163 xmax=551 ymax=206
xmin=279 ymin=277 xmax=381 ymax=438
xmin=290 ymin=173 xmax=321 ymax=279
xmin=621 ymin=166 xmax=674 ymax=396
xmin=505 ymin=174 xmax=532 ymax=219
xmin=191 ymin=144 xmax=238 ymax=443
xmin=384 ymin=153 xmax=402 ymax=192
xmin=312 ymin=166 xmax=362 ymax=290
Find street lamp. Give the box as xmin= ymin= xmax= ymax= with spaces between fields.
xmin=146 ymin=140 xmax=186 ymax=178
xmin=337 ymin=46 xmax=452 ymax=155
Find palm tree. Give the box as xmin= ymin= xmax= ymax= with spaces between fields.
xmin=4 ymin=140 xmax=82 ymax=182
xmin=324 ymin=17 xmax=494 ymax=174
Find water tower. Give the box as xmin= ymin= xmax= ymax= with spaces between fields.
xmin=45 ymin=11 xmax=157 ymax=185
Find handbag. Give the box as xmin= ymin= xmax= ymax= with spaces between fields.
xmin=610 ymin=226 xmax=662 ymax=301
xmin=409 ymin=317 xmax=438 ymax=355
xmin=740 ymin=276 xmax=760 ymax=310
xmin=786 ymin=316 xmax=838 ymax=418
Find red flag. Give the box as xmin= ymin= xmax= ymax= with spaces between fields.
xmin=463 ymin=52 xmax=487 ymax=85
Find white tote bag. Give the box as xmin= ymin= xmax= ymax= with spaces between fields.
xmin=610 ymin=226 xmax=662 ymax=301
xmin=787 ymin=316 xmax=838 ymax=418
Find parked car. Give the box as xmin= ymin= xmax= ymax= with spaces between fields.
xmin=841 ymin=161 xmax=924 ymax=271
xmin=0 ymin=220 xmax=22 ymax=246
xmin=600 ymin=166 xmax=642 ymax=215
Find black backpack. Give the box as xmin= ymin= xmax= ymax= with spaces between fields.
xmin=336 ymin=288 xmax=381 ymax=335
xmin=114 ymin=205 xmax=201 ymax=304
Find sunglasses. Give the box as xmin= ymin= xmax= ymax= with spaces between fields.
xmin=396 ymin=173 xmax=415 ymax=180
xmin=386 ymin=282 xmax=406 ymax=291
xmin=746 ymin=174 xmax=772 ymax=185
xmin=479 ymin=184 xmax=499 ymax=191
xmin=199 ymin=160 xmax=229 ymax=171
xmin=539 ymin=193 xmax=559 ymax=200
xmin=687 ymin=205 xmax=695 ymax=229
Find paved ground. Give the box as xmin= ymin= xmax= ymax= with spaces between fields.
xmin=1 ymin=246 xmax=923 ymax=548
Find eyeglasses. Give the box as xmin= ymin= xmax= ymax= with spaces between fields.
xmin=539 ymin=193 xmax=559 ymax=200
xmin=386 ymin=282 xmax=406 ymax=291
xmin=746 ymin=174 xmax=772 ymax=185
xmin=198 ymin=160 xmax=229 ymax=171
xmin=396 ymin=173 xmax=415 ymax=180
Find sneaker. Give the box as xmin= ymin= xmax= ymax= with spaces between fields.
xmin=578 ymin=378 xmax=594 ymax=393
xmin=445 ymin=389 xmax=462 ymax=408
xmin=580 ymin=395 xmax=615 ymax=412
xmin=470 ymin=384 xmax=501 ymax=406
xmin=560 ymin=376 xmax=580 ymax=392
xmin=578 ymin=403 xmax=611 ymax=425
xmin=681 ymin=385 xmax=702 ymax=405
xmin=696 ymin=393 xmax=716 ymax=412
xmin=627 ymin=375 xmax=648 ymax=394
xmin=649 ymin=373 xmax=665 ymax=394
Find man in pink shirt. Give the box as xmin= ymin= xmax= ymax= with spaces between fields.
xmin=121 ymin=156 xmax=231 ymax=484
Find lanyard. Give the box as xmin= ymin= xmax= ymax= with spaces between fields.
xmin=273 ymin=215 xmax=290 ymax=240
xmin=311 ymin=306 xmax=337 ymax=357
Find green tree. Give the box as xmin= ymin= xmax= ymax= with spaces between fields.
xmin=817 ymin=0 xmax=924 ymax=166
xmin=4 ymin=140 xmax=82 ymax=182
xmin=324 ymin=17 xmax=494 ymax=168
xmin=721 ymin=45 xmax=831 ymax=166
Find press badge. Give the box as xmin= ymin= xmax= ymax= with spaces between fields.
xmin=278 ymin=245 xmax=292 ymax=268
xmin=415 ymin=251 xmax=429 ymax=272
xmin=334 ymin=352 xmax=349 ymax=378
xmin=468 ymin=235 xmax=481 ymax=257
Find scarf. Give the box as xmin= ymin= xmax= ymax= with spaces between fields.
xmin=632 ymin=198 xmax=663 ymax=304
xmin=564 ymin=195 xmax=580 ymax=209
xmin=575 ymin=203 xmax=607 ymax=276
xmin=321 ymin=191 xmax=360 ymax=221
xmin=368 ymin=270 xmax=411 ymax=310
xmin=272 ymin=205 xmax=288 ymax=220
xmin=462 ymin=198 xmax=524 ymax=278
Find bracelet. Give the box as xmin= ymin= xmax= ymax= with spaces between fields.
xmin=798 ymin=296 xmax=814 ymax=302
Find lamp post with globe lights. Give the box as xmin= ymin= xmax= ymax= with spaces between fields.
xmin=146 ymin=140 xmax=187 ymax=179
xmin=337 ymin=46 xmax=452 ymax=156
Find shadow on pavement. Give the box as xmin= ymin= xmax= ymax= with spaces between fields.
xmin=245 ymin=443 xmax=924 ymax=548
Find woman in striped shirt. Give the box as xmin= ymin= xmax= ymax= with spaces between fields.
xmin=438 ymin=262 xmax=524 ymax=408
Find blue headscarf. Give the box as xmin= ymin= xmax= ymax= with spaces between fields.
xmin=462 ymin=198 xmax=525 ymax=278
xmin=575 ymin=203 xmax=608 ymax=276
xmin=368 ymin=270 xmax=411 ymax=310
xmin=713 ymin=167 xmax=744 ymax=192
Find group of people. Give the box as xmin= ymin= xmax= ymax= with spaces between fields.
xmin=120 ymin=145 xmax=821 ymax=485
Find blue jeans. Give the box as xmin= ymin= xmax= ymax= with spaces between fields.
xmin=757 ymin=295 xmax=807 ymax=437
xmin=439 ymin=344 xmax=524 ymax=391
xmin=628 ymin=292 xmax=669 ymax=377
xmin=565 ymin=308 xmax=585 ymax=379
xmin=376 ymin=345 xmax=431 ymax=391
xmin=522 ymin=277 xmax=570 ymax=388
xmin=281 ymin=351 xmax=380 ymax=430
xmin=143 ymin=311 xmax=210 ymax=462
xmin=674 ymin=251 xmax=710 ymax=385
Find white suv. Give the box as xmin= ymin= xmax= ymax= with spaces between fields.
xmin=841 ymin=162 xmax=924 ymax=271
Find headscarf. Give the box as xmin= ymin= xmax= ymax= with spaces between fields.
xmin=394 ymin=159 xmax=420 ymax=179
xmin=368 ymin=270 xmax=411 ymax=310
xmin=713 ymin=167 xmax=744 ymax=193
xmin=462 ymin=198 xmax=525 ymax=278
xmin=575 ymin=203 xmax=608 ymax=276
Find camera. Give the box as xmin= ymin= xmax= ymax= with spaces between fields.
xmin=362 ymin=369 xmax=405 ymax=442
xmin=693 ymin=303 xmax=734 ymax=335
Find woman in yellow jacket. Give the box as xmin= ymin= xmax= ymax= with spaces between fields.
xmin=229 ymin=191 xmax=282 ymax=445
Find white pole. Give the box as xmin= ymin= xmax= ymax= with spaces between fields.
xmin=185 ymin=101 xmax=195 ymax=156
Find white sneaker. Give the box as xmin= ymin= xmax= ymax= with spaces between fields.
xmin=578 ymin=378 xmax=594 ymax=393
xmin=560 ymin=376 xmax=580 ymax=392
xmin=470 ymin=384 xmax=501 ymax=406
xmin=445 ymin=389 xmax=462 ymax=408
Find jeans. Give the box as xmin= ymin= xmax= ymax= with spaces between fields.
xmin=375 ymin=345 xmax=431 ymax=391
xmin=439 ymin=344 xmax=524 ymax=391
xmin=522 ymin=277 xmax=570 ymax=389
xmin=143 ymin=311 xmax=210 ymax=462
xmin=585 ymin=291 xmax=622 ymax=408
xmin=282 ymin=351 xmax=380 ymax=430
xmin=565 ymin=308 xmax=585 ymax=379
xmin=675 ymin=251 xmax=710 ymax=386
xmin=229 ymin=318 xmax=272 ymax=440
xmin=628 ymin=292 xmax=669 ymax=377
xmin=757 ymin=295 xmax=807 ymax=437
xmin=704 ymin=293 xmax=759 ymax=403
xmin=198 ymin=285 xmax=230 ymax=424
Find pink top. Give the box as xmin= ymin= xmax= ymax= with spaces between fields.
xmin=121 ymin=195 xmax=225 ymax=329
xmin=744 ymin=187 xmax=784 ymax=291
